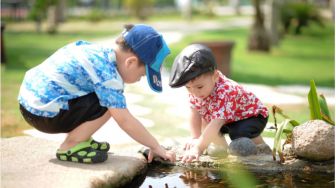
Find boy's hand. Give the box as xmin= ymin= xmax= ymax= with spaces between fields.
xmin=184 ymin=138 xmax=199 ymax=151
xmin=147 ymin=146 xmax=176 ymax=163
xmin=181 ymin=145 xmax=202 ymax=163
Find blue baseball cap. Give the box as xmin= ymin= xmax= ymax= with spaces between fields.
xmin=122 ymin=24 xmax=170 ymax=92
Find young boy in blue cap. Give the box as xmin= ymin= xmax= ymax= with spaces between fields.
xmin=18 ymin=24 xmax=176 ymax=164
xmin=169 ymin=44 xmax=269 ymax=163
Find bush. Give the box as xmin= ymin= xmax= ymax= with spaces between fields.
xmin=87 ymin=9 xmax=105 ymax=22
xmin=280 ymin=2 xmax=324 ymax=35
xmin=124 ymin=0 xmax=154 ymax=20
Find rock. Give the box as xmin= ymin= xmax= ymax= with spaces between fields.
xmin=229 ymin=137 xmax=257 ymax=156
xmin=256 ymin=143 xmax=272 ymax=155
xmin=292 ymin=120 xmax=335 ymax=161
xmin=206 ymin=143 xmax=228 ymax=158
xmin=138 ymin=138 xmax=334 ymax=175
xmin=283 ymin=144 xmax=295 ymax=158
xmin=1 ymin=136 xmax=147 ymax=188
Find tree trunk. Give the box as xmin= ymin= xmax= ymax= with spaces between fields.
xmin=46 ymin=5 xmax=58 ymax=34
xmin=331 ymin=0 xmax=335 ymax=21
xmin=56 ymin=0 xmax=66 ymax=23
xmin=35 ymin=19 xmax=42 ymax=33
xmin=248 ymin=0 xmax=270 ymax=52
xmin=181 ymin=0 xmax=192 ymax=20
xmin=265 ymin=0 xmax=282 ymax=46
xmin=230 ymin=0 xmax=241 ymax=15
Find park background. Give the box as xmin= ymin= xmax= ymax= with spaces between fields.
xmin=1 ymin=0 xmax=335 ymax=143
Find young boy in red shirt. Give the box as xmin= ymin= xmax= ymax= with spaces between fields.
xmin=169 ymin=44 xmax=269 ymax=163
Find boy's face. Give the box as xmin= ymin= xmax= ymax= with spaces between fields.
xmin=185 ymin=72 xmax=218 ymax=99
xmin=123 ymin=57 xmax=146 ymax=84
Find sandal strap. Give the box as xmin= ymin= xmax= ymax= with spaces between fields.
xmin=56 ymin=141 xmax=107 ymax=163
xmin=57 ymin=140 xmax=91 ymax=154
xmin=89 ymin=138 xmax=110 ymax=152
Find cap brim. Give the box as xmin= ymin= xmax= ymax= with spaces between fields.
xmin=146 ymin=65 xmax=162 ymax=92
xmin=145 ymin=38 xmax=170 ymax=92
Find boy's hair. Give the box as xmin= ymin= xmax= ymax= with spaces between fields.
xmin=169 ymin=44 xmax=217 ymax=88
xmin=116 ymin=24 xmax=135 ymax=52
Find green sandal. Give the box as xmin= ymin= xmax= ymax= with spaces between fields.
xmin=56 ymin=141 xmax=108 ymax=164
xmin=89 ymin=138 xmax=110 ymax=152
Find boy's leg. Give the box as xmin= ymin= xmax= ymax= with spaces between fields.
xmin=201 ymin=119 xmax=228 ymax=157
xmin=201 ymin=119 xmax=228 ymax=147
xmin=223 ymin=114 xmax=268 ymax=145
xmin=60 ymin=111 xmax=110 ymax=150
xmin=251 ymin=135 xmax=266 ymax=145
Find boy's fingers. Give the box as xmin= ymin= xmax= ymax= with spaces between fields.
xmin=167 ymin=153 xmax=175 ymax=162
xmin=184 ymin=143 xmax=189 ymax=150
xmin=182 ymin=155 xmax=188 ymax=163
xmin=187 ymin=156 xmax=194 ymax=163
xmin=147 ymin=150 xmax=154 ymax=163
xmin=195 ymin=155 xmax=200 ymax=161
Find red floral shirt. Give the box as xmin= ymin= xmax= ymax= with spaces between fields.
xmin=189 ymin=72 xmax=268 ymax=124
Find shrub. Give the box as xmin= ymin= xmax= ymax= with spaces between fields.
xmin=280 ymin=2 xmax=324 ymax=35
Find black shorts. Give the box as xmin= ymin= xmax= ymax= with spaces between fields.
xmin=219 ymin=114 xmax=268 ymax=140
xmin=19 ymin=93 xmax=108 ymax=134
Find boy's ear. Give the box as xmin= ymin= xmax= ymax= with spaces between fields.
xmin=125 ymin=56 xmax=138 ymax=68
xmin=213 ymin=70 xmax=219 ymax=82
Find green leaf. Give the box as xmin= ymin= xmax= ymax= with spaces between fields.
xmin=308 ymin=80 xmax=322 ymax=120
xmin=224 ymin=163 xmax=258 ymax=188
xmin=319 ymin=94 xmax=335 ymax=125
xmin=272 ymin=105 xmax=300 ymax=126
xmin=272 ymin=119 xmax=289 ymax=162
xmin=289 ymin=120 xmax=300 ymax=127
xmin=283 ymin=123 xmax=294 ymax=134
xmin=319 ymin=94 xmax=332 ymax=118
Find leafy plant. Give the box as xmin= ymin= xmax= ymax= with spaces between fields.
xmin=124 ymin=0 xmax=154 ymax=20
xmin=271 ymin=106 xmax=299 ymax=163
xmin=280 ymin=2 xmax=324 ymax=35
xmin=308 ymin=80 xmax=335 ymax=125
xmin=272 ymin=80 xmax=334 ymax=162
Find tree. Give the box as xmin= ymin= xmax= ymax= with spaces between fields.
xmin=124 ymin=0 xmax=154 ymax=20
xmin=29 ymin=0 xmax=50 ymax=32
xmin=265 ymin=0 xmax=282 ymax=46
xmin=247 ymin=0 xmax=270 ymax=52
xmin=29 ymin=0 xmax=65 ymax=34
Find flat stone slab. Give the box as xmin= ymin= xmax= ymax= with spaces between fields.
xmin=1 ymin=136 xmax=147 ymax=188
xmin=146 ymin=141 xmax=335 ymax=175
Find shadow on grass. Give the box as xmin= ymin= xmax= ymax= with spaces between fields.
xmin=231 ymin=72 xmax=335 ymax=87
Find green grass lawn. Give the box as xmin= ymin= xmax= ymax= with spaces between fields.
xmin=1 ymin=19 xmax=334 ymax=138
xmin=165 ymin=23 xmax=334 ymax=87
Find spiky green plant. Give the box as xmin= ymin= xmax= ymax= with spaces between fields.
xmin=272 ymin=80 xmax=334 ymax=162
xmin=308 ymin=80 xmax=335 ymax=125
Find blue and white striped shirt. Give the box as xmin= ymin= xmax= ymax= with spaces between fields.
xmin=18 ymin=40 xmax=126 ymax=117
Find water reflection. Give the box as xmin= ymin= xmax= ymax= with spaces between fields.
xmin=139 ymin=165 xmax=334 ymax=188
xmin=140 ymin=166 xmax=229 ymax=188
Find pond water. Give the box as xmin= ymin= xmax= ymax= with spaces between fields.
xmin=135 ymin=165 xmax=334 ymax=188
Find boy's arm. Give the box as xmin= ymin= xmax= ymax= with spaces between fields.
xmin=109 ymin=108 xmax=175 ymax=162
xmin=197 ymin=118 xmax=225 ymax=152
xmin=189 ymin=108 xmax=202 ymax=138
xmin=182 ymin=118 xmax=225 ymax=163
xmin=184 ymin=108 xmax=202 ymax=150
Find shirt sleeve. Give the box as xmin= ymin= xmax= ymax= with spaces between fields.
xmin=94 ymin=81 xmax=126 ymax=109
xmin=189 ymin=94 xmax=197 ymax=109
xmin=85 ymin=46 xmax=126 ymax=109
